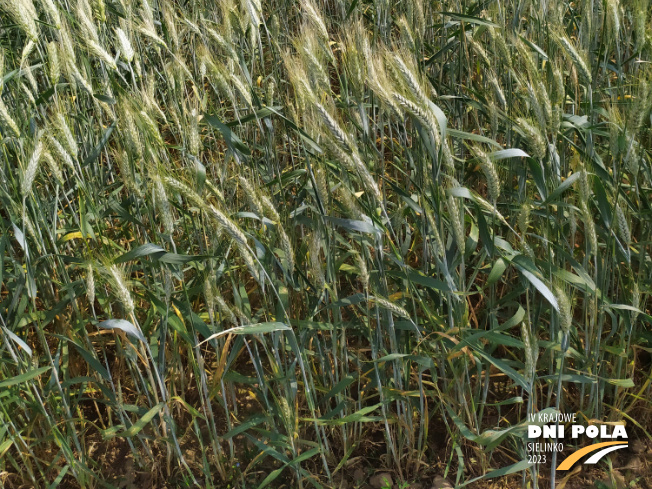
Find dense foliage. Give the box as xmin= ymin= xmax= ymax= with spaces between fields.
xmin=0 ymin=0 xmax=651 ymax=486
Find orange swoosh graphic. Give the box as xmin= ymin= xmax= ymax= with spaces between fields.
xmin=557 ymin=441 xmax=627 ymax=470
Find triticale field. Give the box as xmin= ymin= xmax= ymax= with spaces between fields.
xmin=0 ymin=0 xmax=651 ymax=487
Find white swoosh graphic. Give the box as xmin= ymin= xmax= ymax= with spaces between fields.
xmin=584 ymin=444 xmax=628 ymax=464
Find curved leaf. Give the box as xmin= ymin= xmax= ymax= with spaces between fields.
xmin=97 ymin=319 xmax=146 ymax=343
